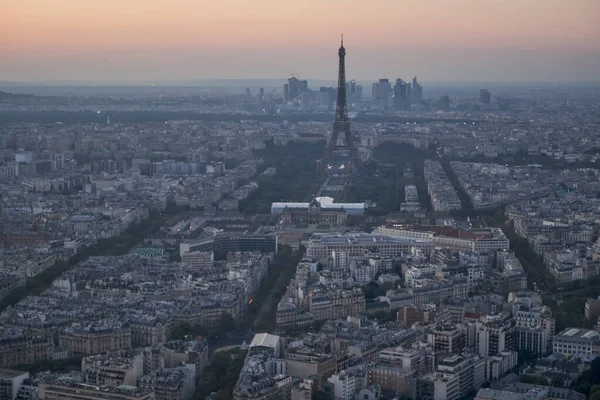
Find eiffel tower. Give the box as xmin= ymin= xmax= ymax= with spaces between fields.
xmin=322 ymin=35 xmax=359 ymax=173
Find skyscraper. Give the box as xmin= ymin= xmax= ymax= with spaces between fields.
xmin=346 ymin=80 xmax=356 ymax=106
xmin=355 ymin=84 xmax=363 ymax=103
xmin=480 ymin=89 xmax=491 ymax=105
xmin=283 ymin=83 xmax=289 ymax=103
xmin=412 ymin=77 xmax=423 ymax=104
xmin=320 ymin=87 xmax=336 ymax=110
xmin=259 ymin=88 xmax=264 ymax=101
xmin=440 ymin=95 xmax=451 ymax=111
xmin=284 ymin=77 xmax=309 ymax=103
xmin=394 ymin=78 xmax=408 ymax=110
xmin=372 ymin=79 xmax=391 ymax=107
xmin=345 ymin=79 xmax=362 ymax=107
xmin=393 ymin=78 xmax=415 ymax=110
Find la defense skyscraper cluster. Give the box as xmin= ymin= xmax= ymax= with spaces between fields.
xmin=322 ymin=36 xmax=360 ymax=173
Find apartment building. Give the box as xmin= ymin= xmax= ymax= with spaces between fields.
xmin=59 ymin=323 xmax=132 ymax=356
xmin=138 ymin=368 xmax=195 ymax=400
xmin=475 ymin=313 xmax=516 ymax=357
xmin=436 ymin=354 xmax=486 ymax=399
xmin=0 ymin=370 xmax=29 ymax=400
xmin=0 ymin=332 xmax=53 ymax=368
xmin=427 ymin=324 xmax=467 ymax=354
xmin=286 ymin=349 xmax=336 ymax=380
xmin=308 ymin=288 xmax=365 ymax=321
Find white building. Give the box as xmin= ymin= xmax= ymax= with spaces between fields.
xmin=15 ymin=151 xmax=34 ymax=164
xmin=0 ymin=370 xmax=29 ymax=400
xmin=352 ymin=263 xmax=377 ymax=283
xmin=375 ymin=226 xmax=509 ymax=252
xmin=327 ymin=371 xmax=357 ymax=400
xmin=306 ymin=233 xmax=433 ymax=261
xmin=553 ymin=328 xmax=600 ymax=357
xmin=484 ymin=351 xmax=518 ymax=382
xmin=271 ymin=196 xmax=364 ymax=216
xmin=476 ymin=313 xmax=515 ymax=357
xmin=378 ymin=346 xmax=423 ymax=371
xmin=405 ymin=264 xmax=438 ymax=288
xmin=405 ymin=184 xmax=419 ymax=203
xmin=249 ymin=333 xmax=281 ymax=357
xmin=514 ymin=307 xmax=555 ymax=355
xmin=332 ymin=251 xmax=349 ymax=269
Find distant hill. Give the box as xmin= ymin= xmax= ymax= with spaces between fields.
xmin=0 ymin=78 xmax=342 ymax=89
xmin=0 ymin=90 xmax=36 ymax=99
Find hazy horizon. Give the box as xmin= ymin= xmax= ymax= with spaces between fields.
xmin=3 ymin=0 xmax=600 ymax=83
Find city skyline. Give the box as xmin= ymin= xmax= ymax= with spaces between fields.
xmin=2 ymin=4 xmax=600 ymax=400
xmin=3 ymin=0 xmax=600 ymax=83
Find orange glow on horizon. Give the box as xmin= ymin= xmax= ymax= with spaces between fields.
xmin=4 ymin=0 xmax=599 ymax=52
xmin=2 ymin=0 xmax=599 ymax=82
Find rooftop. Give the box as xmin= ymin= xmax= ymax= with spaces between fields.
xmin=250 ymin=333 xmax=280 ymax=349
xmin=556 ymin=328 xmax=600 ymax=341
xmin=0 ymin=369 xmax=29 ymax=379
xmin=311 ymin=233 xmax=431 ymax=245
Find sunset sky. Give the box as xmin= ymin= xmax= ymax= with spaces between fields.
xmin=2 ymin=0 xmax=599 ymax=83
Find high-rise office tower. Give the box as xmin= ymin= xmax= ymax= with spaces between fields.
xmin=289 ymin=78 xmax=299 ymax=100
xmin=480 ymin=89 xmax=491 ymax=105
xmin=283 ymin=84 xmax=289 ymax=103
xmin=284 ymin=77 xmax=309 ymax=103
xmin=245 ymin=87 xmax=251 ymax=99
xmin=259 ymin=88 xmax=264 ymax=101
xmin=372 ymin=78 xmax=391 ymax=107
xmin=320 ymin=87 xmax=336 ymax=110
xmin=412 ymin=77 xmax=423 ymax=104
xmin=440 ymin=95 xmax=451 ymax=111
xmin=298 ymin=79 xmax=308 ymax=94
xmin=301 ymin=91 xmax=312 ymax=110
xmin=394 ymin=79 xmax=409 ymax=110
xmin=346 ymin=80 xmax=354 ymax=106
xmin=355 ymin=84 xmax=363 ymax=103
xmin=346 ymin=82 xmax=351 ymax=104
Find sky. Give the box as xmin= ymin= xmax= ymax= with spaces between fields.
xmin=2 ymin=0 xmax=600 ymax=83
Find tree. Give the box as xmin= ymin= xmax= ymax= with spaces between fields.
xmin=312 ymin=391 xmax=332 ymax=400
xmin=238 ymin=141 xmax=325 ymax=214
xmin=519 ymin=374 xmax=548 ymax=386
xmin=590 ymin=386 xmax=600 ymax=400
xmin=517 ymin=351 xmax=538 ymax=367
xmin=214 ymin=249 xmax=228 ymax=261
xmin=551 ymin=377 xmax=564 ymax=387
xmin=212 ymin=389 xmax=232 ymax=400
xmin=571 ymin=357 xmax=600 ymax=396
xmin=220 ymin=312 xmax=237 ymax=332
xmin=193 ymin=349 xmax=247 ymax=400
xmin=170 ymin=322 xmax=210 ymax=340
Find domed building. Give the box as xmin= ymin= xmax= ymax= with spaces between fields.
xmin=271 ymin=196 xmax=364 ymax=226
